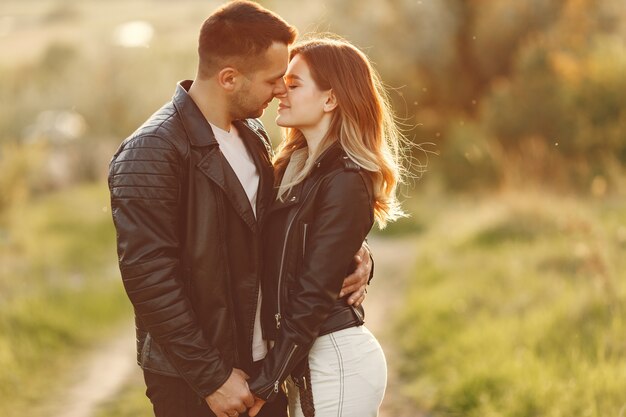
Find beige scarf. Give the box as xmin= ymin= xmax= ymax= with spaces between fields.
xmin=277 ymin=148 xmax=308 ymax=200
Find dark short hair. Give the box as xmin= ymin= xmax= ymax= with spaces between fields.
xmin=197 ymin=0 xmax=297 ymax=77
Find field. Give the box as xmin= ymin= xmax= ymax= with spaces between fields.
xmin=0 ymin=183 xmax=132 ymax=417
xmin=15 ymin=190 xmax=621 ymax=417
xmin=395 ymin=192 xmax=626 ymax=417
xmin=1 ymin=0 xmax=625 ymax=416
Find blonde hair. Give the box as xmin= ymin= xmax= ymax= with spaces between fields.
xmin=273 ymin=37 xmax=406 ymax=228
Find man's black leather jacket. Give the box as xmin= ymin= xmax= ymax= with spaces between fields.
xmin=248 ymin=144 xmax=374 ymax=400
xmin=108 ymin=80 xmax=275 ymax=398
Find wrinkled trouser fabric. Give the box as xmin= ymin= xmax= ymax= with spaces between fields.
xmin=287 ymin=326 xmax=387 ymax=417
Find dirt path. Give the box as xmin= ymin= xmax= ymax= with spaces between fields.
xmin=47 ymin=323 xmax=137 ymax=417
xmin=366 ymin=234 xmax=423 ymax=417
xmin=47 ymin=235 xmax=421 ymax=417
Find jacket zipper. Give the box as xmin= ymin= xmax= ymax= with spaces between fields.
xmin=276 ymin=223 xmax=307 ymax=330
xmin=274 ymin=183 xmax=321 ymax=330
xmin=302 ymin=223 xmax=308 ymax=257
xmin=258 ymin=344 xmax=299 ymax=395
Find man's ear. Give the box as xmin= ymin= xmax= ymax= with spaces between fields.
xmin=323 ymin=90 xmax=338 ymax=112
xmin=217 ymin=67 xmax=239 ymax=91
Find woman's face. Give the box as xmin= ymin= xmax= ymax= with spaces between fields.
xmin=275 ymin=54 xmax=331 ymax=129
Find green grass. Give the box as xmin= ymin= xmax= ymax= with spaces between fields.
xmin=0 ymin=182 xmax=132 ymax=417
xmin=94 ymin=371 xmax=153 ymax=417
xmin=394 ymin=192 xmax=626 ymax=417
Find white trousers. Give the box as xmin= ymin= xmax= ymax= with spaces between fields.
xmin=287 ymin=326 xmax=387 ymax=417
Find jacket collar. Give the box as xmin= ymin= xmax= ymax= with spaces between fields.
xmin=270 ymin=142 xmax=346 ymax=212
xmin=174 ymin=80 xmax=275 ymax=231
xmin=234 ymin=119 xmax=275 ymax=229
xmin=172 ymin=80 xmax=219 ymax=148
xmin=310 ymin=141 xmax=344 ymax=174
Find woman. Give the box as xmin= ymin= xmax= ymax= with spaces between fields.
xmin=248 ymin=37 xmax=406 ymax=417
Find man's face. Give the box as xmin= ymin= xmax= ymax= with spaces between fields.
xmin=230 ymin=41 xmax=289 ymax=120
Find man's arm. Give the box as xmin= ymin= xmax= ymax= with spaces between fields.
xmin=339 ymin=241 xmax=373 ymax=307
xmin=109 ymin=135 xmax=235 ymax=402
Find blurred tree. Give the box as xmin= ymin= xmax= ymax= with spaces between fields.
xmin=320 ymin=0 xmax=626 ymax=192
xmin=482 ymin=0 xmax=626 ymax=190
xmin=1 ymin=0 xmax=624 ymax=194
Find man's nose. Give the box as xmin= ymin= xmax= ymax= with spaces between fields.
xmin=273 ymin=78 xmax=287 ymax=97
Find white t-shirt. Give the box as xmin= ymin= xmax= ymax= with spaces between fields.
xmin=210 ymin=122 xmax=267 ymax=362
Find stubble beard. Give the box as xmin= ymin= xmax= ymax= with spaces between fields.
xmin=230 ymin=101 xmax=264 ymax=121
xmin=230 ymin=85 xmax=266 ymax=121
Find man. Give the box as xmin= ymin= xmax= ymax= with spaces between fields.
xmin=108 ymin=2 xmax=371 ymax=417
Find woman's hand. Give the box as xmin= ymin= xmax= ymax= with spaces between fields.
xmin=248 ymin=397 xmax=266 ymax=417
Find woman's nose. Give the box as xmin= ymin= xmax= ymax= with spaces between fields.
xmin=274 ymin=78 xmax=287 ymax=97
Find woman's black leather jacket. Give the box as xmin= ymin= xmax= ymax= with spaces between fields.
xmin=248 ymin=143 xmax=374 ymax=400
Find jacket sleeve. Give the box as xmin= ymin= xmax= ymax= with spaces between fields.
xmin=248 ymin=171 xmax=374 ymax=400
xmin=108 ymin=135 xmax=231 ymax=398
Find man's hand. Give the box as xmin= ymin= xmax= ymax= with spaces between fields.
xmin=339 ymin=243 xmax=371 ymax=307
xmin=248 ymin=397 xmax=266 ymax=417
xmin=205 ymin=368 xmax=254 ymax=417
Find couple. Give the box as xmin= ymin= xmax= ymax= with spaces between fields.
xmin=108 ymin=1 xmax=405 ymax=417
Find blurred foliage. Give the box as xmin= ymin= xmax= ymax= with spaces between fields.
xmin=394 ymin=192 xmax=626 ymax=417
xmin=319 ymin=0 xmax=626 ymax=194
xmin=0 ymin=0 xmax=625 ymax=205
xmin=0 ymin=0 xmax=625 ymax=415
xmin=0 ymin=183 xmax=131 ymax=417
xmin=94 ymin=372 xmax=153 ymax=417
